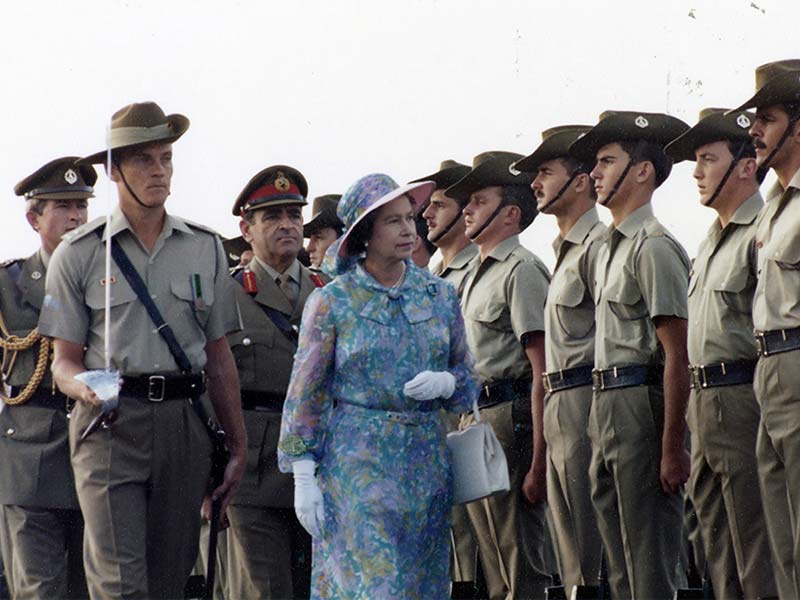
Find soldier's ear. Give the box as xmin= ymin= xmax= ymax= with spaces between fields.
xmin=239 ymin=219 xmax=254 ymax=243
xmin=25 ymin=211 xmax=40 ymax=232
xmin=738 ymin=157 xmax=758 ymax=179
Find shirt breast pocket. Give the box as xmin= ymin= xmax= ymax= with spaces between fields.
xmin=85 ymin=278 xmax=138 ymax=311
xmin=467 ymin=299 xmax=510 ymax=332
xmin=170 ymin=276 xmax=216 ymax=328
xmin=228 ymin=329 xmax=275 ymax=387
xmin=554 ymin=275 xmax=594 ymax=339
xmin=708 ymin=266 xmax=752 ymax=314
xmin=606 ymin=277 xmax=648 ymax=321
xmin=772 ymin=234 xmax=800 ymax=271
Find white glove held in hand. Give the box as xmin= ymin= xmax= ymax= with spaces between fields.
xmin=292 ymin=459 xmax=324 ymax=538
xmin=403 ymin=370 xmax=456 ymax=401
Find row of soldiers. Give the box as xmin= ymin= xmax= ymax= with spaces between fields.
xmin=0 ymin=57 xmax=798 ymax=600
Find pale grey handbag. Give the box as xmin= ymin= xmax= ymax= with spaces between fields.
xmin=447 ymin=399 xmax=510 ymax=504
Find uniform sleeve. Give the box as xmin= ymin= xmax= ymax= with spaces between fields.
xmin=203 ymin=236 xmax=241 ymax=341
xmin=636 ymin=235 xmax=690 ymax=320
xmin=507 ymin=259 xmax=550 ymax=342
xmin=277 ymin=288 xmax=336 ymax=472
xmin=38 ymin=241 xmax=91 ymax=344
xmin=443 ymin=286 xmax=479 ymax=414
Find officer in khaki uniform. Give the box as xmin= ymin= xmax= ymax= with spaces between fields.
xmin=0 ymin=158 xmax=94 ymax=599
xmin=38 ymin=102 xmax=247 ymax=599
xmin=515 ymin=126 xmax=605 ymax=596
xmin=570 ymin=111 xmax=691 ymax=599
xmin=730 ymin=58 xmax=800 ymax=599
xmin=225 ymin=165 xmax=323 ymax=599
xmin=665 ymin=108 xmax=777 ymax=599
xmin=447 ymin=151 xmax=552 ymax=599
xmin=413 ymin=160 xmax=479 ymax=587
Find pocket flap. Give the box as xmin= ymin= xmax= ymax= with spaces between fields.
xmin=553 ymin=274 xmax=586 ymax=308
xmin=171 ymin=275 xmax=215 ymax=306
xmin=707 ymin=265 xmax=749 ymax=293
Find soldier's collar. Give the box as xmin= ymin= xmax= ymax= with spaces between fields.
xmin=729 ymin=192 xmax=764 ymax=226
xmin=615 ymin=203 xmax=654 ymax=239
xmin=564 ymin=206 xmax=600 ymax=245
xmin=766 ymin=166 xmax=800 ymax=203
xmin=101 ymin=206 xmax=191 ymax=241
xmin=485 ymin=234 xmax=520 ymax=261
xmin=448 ymin=244 xmax=479 ymax=270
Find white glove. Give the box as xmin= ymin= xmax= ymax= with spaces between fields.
xmin=403 ymin=370 xmax=456 ymax=401
xmin=292 ymin=459 xmax=324 ymax=538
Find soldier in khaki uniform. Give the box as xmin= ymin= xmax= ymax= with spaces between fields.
xmin=413 ymin=160 xmax=479 ymax=588
xmin=515 ymin=126 xmax=604 ymax=596
xmin=225 ymin=165 xmax=323 ymax=599
xmin=570 ymin=111 xmax=691 ymax=599
xmin=0 ymin=158 xmax=94 ymax=599
xmin=304 ymin=194 xmax=343 ymax=272
xmin=416 ymin=160 xmax=478 ymax=295
xmin=447 ymin=151 xmax=552 ymax=599
xmin=665 ymin=108 xmax=777 ymax=599
xmin=38 ymin=102 xmax=247 ymax=599
xmin=730 ymin=58 xmax=800 ymax=599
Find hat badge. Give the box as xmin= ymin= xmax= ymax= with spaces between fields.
xmin=274 ymin=172 xmax=291 ymax=192
xmin=64 ymin=169 xmax=78 ymax=185
xmin=634 ymin=115 xmax=649 ymax=129
xmin=736 ymin=113 xmax=751 ymax=129
xmin=508 ymin=161 xmax=522 ymax=176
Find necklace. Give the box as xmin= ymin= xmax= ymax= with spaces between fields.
xmin=387 ymin=261 xmax=406 ymax=299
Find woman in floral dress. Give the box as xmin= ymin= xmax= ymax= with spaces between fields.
xmin=278 ymin=173 xmax=478 ymax=599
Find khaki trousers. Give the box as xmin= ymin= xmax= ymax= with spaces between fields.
xmin=225 ymin=506 xmax=311 ymax=599
xmin=462 ymin=400 xmax=550 ymax=600
xmin=543 ymin=386 xmax=602 ymax=595
xmin=0 ymin=505 xmax=86 ymax=599
xmin=688 ymin=384 xmax=777 ymax=599
xmin=754 ymin=351 xmax=800 ymax=600
xmin=589 ymin=384 xmax=683 ymax=600
xmin=69 ymin=396 xmax=211 ymax=599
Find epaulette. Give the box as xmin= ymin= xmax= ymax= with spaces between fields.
xmin=181 ymin=217 xmax=219 ymax=236
xmin=0 ymin=257 xmax=23 ymax=269
xmin=62 ymin=216 xmax=106 ymax=244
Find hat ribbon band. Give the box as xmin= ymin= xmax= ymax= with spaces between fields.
xmin=705 ymin=141 xmax=748 ymax=208
xmin=25 ymin=185 xmax=94 ymax=198
xmin=109 ymin=123 xmax=175 ymax=148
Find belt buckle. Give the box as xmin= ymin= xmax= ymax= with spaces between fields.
xmin=699 ymin=365 xmax=709 ymax=389
xmin=148 ymin=375 xmax=166 ymax=402
xmin=592 ymin=369 xmax=605 ymax=392
xmin=542 ymin=372 xmax=553 ymax=394
xmin=755 ymin=332 xmax=768 ymax=357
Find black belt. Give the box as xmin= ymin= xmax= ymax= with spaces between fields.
xmin=241 ymin=390 xmax=285 ymax=413
xmin=689 ymin=359 xmax=757 ymax=389
xmin=478 ymin=377 xmax=532 ymax=409
xmin=7 ymin=387 xmax=71 ymax=411
xmin=754 ymin=327 xmax=800 ymax=357
xmin=121 ymin=373 xmax=204 ymax=402
xmin=592 ymin=365 xmax=662 ymax=392
xmin=542 ymin=365 xmax=593 ymax=394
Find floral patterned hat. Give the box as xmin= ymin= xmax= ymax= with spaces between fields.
xmin=336 ymin=173 xmax=435 ymax=258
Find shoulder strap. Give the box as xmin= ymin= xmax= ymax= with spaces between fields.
xmin=95 ymin=229 xmax=193 ymax=373
xmin=234 ymin=270 xmax=298 ymax=343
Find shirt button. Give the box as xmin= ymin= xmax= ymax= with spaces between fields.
xmin=151 ymin=294 xmax=157 ymax=299
xmin=5 ymin=428 xmax=13 ymax=436
xmin=243 ymin=338 xmax=252 ymax=346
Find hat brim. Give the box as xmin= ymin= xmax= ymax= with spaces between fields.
xmin=665 ymin=116 xmax=753 ymax=163
xmin=728 ymin=71 xmax=800 ymax=113
xmin=304 ymin=210 xmax=343 ymax=237
xmin=409 ymin=165 xmax=471 ymax=191
xmin=27 ymin=190 xmax=95 ymax=201
xmin=446 ymin=162 xmax=533 ymax=205
xmin=76 ymin=114 xmax=190 ymax=165
xmin=569 ymin=117 xmax=689 ymax=164
xmin=338 ymin=180 xmax=435 ymax=257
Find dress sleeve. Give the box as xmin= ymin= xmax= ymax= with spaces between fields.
xmin=277 ymin=288 xmax=336 ymax=472
xmin=442 ymin=286 xmax=479 ymax=414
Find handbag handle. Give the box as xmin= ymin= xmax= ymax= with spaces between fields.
xmin=471 ymin=398 xmax=481 ymax=423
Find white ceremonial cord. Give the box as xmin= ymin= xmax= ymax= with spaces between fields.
xmin=103 ymin=123 xmax=113 ymax=371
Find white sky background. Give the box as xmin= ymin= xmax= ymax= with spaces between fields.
xmin=0 ymin=0 xmax=797 ymax=270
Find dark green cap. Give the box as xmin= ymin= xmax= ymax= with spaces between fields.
xmin=729 ymin=59 xmax=800 ymax=112
xmin=665 ymin=108 xmax=756 ymax=163
xmin=409 ymin=159 xmax=471 ymax=190
xmin=445 ymin=151 xmax=533 ymax=204
xmin=304 ymin=194 xmax=343 ymax=237
xmin=232 ymin=165 xmax=308 ymax=216
xmin=14 ymin=156 xmax=97 ymax=200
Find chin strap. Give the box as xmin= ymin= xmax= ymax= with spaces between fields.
xmin=538 ymin=171 xmax=581 ymax=213
xmin=598 ymin=140 xmax=648 ymax=207
xmin=704 ymin=142 xmax=748 ymax=208
xmin=467 ymin=198 xmax=507 ymax=242
xmin=114 ymin=159 xmax=151 ymax=209
xmin=429 ymin=210 xmax=463 ymax=244
xmin=758 ymin=112 xmax=800 ymax=178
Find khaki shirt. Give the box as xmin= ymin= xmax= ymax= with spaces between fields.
xmin=430 ymin=243 xmax=478 ymax=298
xmin=39 ymin=207 xmax=238 ymax=374
xmin=544 ymin=207 xmax=606 ymax=371
xmin=461 ymin=235 xmax=550 ymax=382
xmin=594 ymin=204 xmax=690 ymax=370
xmin=687 ymin=193 xmax=763 ymax=365
xmin=753 ymin=168 xmax=800 ymax=331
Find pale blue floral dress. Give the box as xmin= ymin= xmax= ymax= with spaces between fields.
xmin=278 ymin=259 xmax=478 ymax=599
